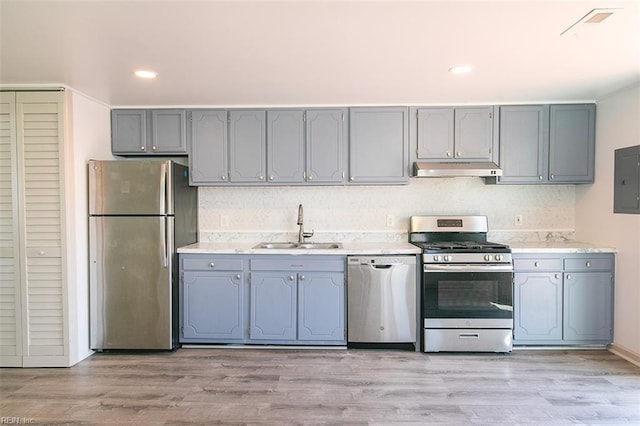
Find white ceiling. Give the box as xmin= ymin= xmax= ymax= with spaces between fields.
xmin=1 ymin=0 xmax=639 ymax=107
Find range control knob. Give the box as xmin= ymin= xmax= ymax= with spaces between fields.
xmin=433 ymin=255 xmax=441 ymax=262
xmin=484 ymin=254 xmax=492 ymax=262
xmin=443 ymin=255 xmax=451 ymax=262
xmin=495 ymin=254 xmax=503 ymax=262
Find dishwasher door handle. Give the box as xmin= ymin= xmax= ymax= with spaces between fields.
xmin=371 ymin=264 xmax=395 ymax=269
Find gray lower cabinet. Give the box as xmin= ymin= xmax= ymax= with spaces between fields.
xmin=179 ymin=254 xmax=346 ymax=345
xmin=415 ymin=106 xmax=495 ymax=162
xmin=249 ymin=256 xmax=346 ymax=344
xmin=112 ymin=109 xmax=187 ymax=155
xmin=349 ymin=107 xmax=409 ymax=184
xmin=488 ymin=104 xmax=595 ymax=184
xmin=180 ymin=255 xmax=246 ymax=343
xmin=513 ymin=253 xmax=614 ymax=345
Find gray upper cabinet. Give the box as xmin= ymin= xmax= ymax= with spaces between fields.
xmin=416 ymin=106 xmax=495 ymax=161
xmin=267 ymin=110 xmax=305 ymax=184
xmin=189 ymin=110 xmax=228 ymax=184
xmin=306 ymin=109 xmax=347 ymax=183
xmin=549 ymin=104 xmax=595 ymax=183
xmin=489 ymin=103 xmax=595 ymax=184
xmin=614 ymin=145 xmax=640 ymax=214
xmin=112 ymin=109 xmax=187 ymax=155
xmin=349 ymin=107 xmax=409 ymax=184
xmin=494 ymin=105 xmax=549 ymax=183
xmin=188 ymin=108 xmax=347 ymax=186
xmin=230 ymin=110 xmax=267 ymax=183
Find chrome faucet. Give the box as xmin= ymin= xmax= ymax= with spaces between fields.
xmin=297 ymin=204 xmax=314 ymax=243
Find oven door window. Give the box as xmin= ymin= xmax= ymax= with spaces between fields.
xmin=423 ymin=271 xmax=513 ymax=319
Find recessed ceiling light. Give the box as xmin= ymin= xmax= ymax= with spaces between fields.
xmin=134 ymin=70 xmax=157 ymax=79
xmin=448 ymin=65 xmax=473 ymax=75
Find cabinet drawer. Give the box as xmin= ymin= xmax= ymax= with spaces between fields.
xmin=250 ymin=257 xmax=345 ymax=272
xmin=513 ymin=258 xmax=561 ymax=271
xmin=564 ymin=257 xmax=612 ymax=272
xmin=182 ymin=256 xmax=243 ymax=271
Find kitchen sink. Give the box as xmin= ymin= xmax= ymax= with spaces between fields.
xmin=254 ymin=242 xmax=342 ymax=250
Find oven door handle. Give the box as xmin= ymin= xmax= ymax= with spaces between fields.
xmin=424 ymin=264 xmax=514 ymax=273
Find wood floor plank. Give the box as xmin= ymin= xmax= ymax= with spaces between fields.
xmin=1 ymin=348 xmax=639 ymax=424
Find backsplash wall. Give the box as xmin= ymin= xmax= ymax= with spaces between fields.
xmin=198 ymin=177 xmax=575 ymax=243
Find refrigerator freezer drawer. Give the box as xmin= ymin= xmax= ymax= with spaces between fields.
xmin=90 ymin=216 xmax=175 ymax=349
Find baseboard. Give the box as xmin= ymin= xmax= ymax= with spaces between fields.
xmin=608 ymin=343 xmax=640 ymax=367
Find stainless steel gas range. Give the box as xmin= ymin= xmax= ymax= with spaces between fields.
xmin=409 ymin=216 xmax=514 ymax=353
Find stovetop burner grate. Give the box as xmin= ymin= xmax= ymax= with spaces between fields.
xmin=412 ymin=240 xmax=511 ymax=253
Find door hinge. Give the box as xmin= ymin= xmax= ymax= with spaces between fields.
xmin=489 ymin=112 xmax=493 ymax=119
xmin=341 ymin=112 xmax=345 ymax=121
xmin=303 ymin=112 xmax=306 ymax=122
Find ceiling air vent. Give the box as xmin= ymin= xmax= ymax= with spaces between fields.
xmin=561 ymin=8 xmax=619 ymax=36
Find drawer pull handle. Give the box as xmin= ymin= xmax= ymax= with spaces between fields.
xmin=586 ymin=261 xmax=591 ymax=268
xmin=534 ymin=262 xmax=539 ymax=267
xmin=555 ymin=273 xmax=561 ymax=279
xmin=289 ymin=275 xmax=295 ymax=281
xmin=566 ymin=274 xmax=572 ymax=280
xmin=209 ymin=262 xmax=215 ymax=268
xmin=459 ymin=333 xmax=480 ymax=339
xmin=235 ymin=274 xmax=241 ymax=280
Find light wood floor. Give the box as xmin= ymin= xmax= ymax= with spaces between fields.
xmin=1 ymin=348 xmax=639 ymax=425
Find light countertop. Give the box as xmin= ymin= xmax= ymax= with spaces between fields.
xmin=178 ymin=241 xmax=421 ymax=256
xmin=508 ymin=241 xmax=617 ymax=254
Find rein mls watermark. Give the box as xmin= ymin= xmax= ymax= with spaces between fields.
xmin=0 ymin=418 xmax=35 ymax=425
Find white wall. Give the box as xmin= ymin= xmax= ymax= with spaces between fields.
xmin=198 ymin=178 xmax=576 ymax=243
xmin=64 ymin=89 xmax=113 ymax=365
xmin=576 ymin=83 xmax=640 ymax=362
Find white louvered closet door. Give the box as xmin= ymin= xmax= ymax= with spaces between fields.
xmin=17 ymin=92 xmax=67 ymax=364
xmin=0 ymin=93 xmax=23 ymax=366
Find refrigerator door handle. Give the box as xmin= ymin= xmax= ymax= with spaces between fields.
xmin=160 ymin=161 xmax=167 ymax=215
xmin=161 ymin=217 xmax=168 ymax=267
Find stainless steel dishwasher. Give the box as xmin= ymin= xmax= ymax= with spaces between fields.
xmin=347 ymin=256 xmax=417 ymax=343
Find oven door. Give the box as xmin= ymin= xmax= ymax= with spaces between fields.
xmin=423 ymin=264 xmax=513 ymax=327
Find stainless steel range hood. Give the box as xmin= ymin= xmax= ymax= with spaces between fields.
xmin=413 ymin=161 xmax=502 ymax=178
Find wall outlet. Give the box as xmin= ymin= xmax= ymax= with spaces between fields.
xmin=514 ymin=214 xmax=523 ymax=226
xmin=386 ymin=214 xmax=395 ymax=228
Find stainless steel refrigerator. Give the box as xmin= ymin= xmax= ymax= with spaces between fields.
xmin=88 ymin=160 xmax=197 ymax=350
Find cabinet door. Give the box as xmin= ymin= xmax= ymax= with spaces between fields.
xmin=111 ymin=110 xmax=147 ymax=154
xmin=298 ymin=272 xmax=345 ymax=341
xmin=229 ymin=110 xmax=266 ymax=183
xmin=249 ymin=272 xmax=297 ymax=340
xmin=349 ymin=107 xmax=409 ymax=184
xmin=0 ymin=92 xmax=22 ymax=366
xmin=549 ymin=104 xmax=595 ymax=183
xmin=513 ymin=272 xmax=562 ymax=342
xmin=305 ymin=109 xmax=346 ymax=183
xmin=497 ymin=105 xmax=548 ymax=183
xmin=267 ymin=110 xmax=304 ymax=183
xmin=182 ymin=271 xmax=244 ymax=340
xmin=189 ymin=110 xmax=228 ymax=185
xmin=454 ymin=107 xmax=494 ymax=160
xmin=563 ymin=272 xmax=613 ymax=342
xmin=151 ymin=110 xmax=187 ymax=154
xmin=17 ymin=92 xmax=66 ymax=359
xmin=416 ymin=108 xmax=454 ymax=160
